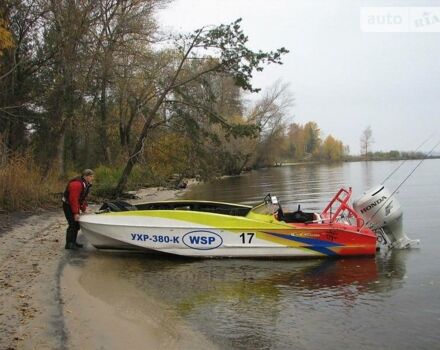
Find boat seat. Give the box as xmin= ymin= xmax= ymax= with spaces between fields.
xmin=100 ymin=200 xmax=138 ymax=212
xmin=282 ymin=210 xmax=315 ymax=223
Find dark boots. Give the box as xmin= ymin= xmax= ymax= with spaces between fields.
xmin=65 ymin=225 xmax=83 ymax=250
xmin=65 ymin=242 xmax=83 ymax=250
xmin=63 ymin=203 xmax=83 ymax=250
xmin=65 ymin=242 xmax=77 ymax=250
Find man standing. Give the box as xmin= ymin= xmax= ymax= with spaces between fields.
xmin=62 ymin=169 xmax=94 ymax=250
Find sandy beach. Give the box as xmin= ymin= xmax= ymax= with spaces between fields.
xmin=0 ymin=185 xmax=216 ymax=350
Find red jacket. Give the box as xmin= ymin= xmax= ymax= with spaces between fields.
xmin=64 ymin=177 xmax=91 ymax=214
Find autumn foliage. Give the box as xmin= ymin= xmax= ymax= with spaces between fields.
xmin=0 ymin=1 xmax=348 ymax=210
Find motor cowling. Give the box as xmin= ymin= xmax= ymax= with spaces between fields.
xmin=353 ymin=185 xmax=419 ymax=250
xmin=353 ymin=185 xmax=401 ymax=230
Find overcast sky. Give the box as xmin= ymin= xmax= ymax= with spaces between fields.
xmin=157 ymin=0 xmax=440 ymax=154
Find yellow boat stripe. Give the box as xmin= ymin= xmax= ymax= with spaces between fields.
xmin=108 ymin=210 xmax=291 ymax=230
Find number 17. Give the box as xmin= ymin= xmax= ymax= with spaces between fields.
xmin=240 ymin=232 xmax=254 ymax=244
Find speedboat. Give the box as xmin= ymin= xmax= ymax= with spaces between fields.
xmin=80 ymin=185 xmax=418 ymax=258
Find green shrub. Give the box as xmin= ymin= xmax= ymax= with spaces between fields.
xmin=91 ymin=165 xmax=159 ymax=198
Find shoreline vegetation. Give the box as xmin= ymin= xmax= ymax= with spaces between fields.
xmin=1 ymin=151 xmax=438 ymax=214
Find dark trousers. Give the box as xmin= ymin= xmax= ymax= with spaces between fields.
xmin=63 ymin=202 xmax=80 ymax=246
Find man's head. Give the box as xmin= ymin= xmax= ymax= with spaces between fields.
xmin=82 ymin=169 xmax=95 ymax=184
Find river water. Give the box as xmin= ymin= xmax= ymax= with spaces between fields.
xmin=80 ymin=160 xmax=440 ymax=350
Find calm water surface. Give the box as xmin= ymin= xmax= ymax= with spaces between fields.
xmin=81 ymin=160 xmax=440 ymax=350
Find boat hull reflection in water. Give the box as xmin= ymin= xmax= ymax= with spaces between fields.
xmin=90 ymin=251 xmax=407 ymax=350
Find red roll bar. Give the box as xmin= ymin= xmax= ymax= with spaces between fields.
xmin=321 ymin=187 xmax=364 ymax=229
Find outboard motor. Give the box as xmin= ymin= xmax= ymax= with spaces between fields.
xmin=353 ymin=185 xmax=419 ymax=250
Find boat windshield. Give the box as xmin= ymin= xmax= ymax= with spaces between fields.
xmin=250 ymin=194 xmax=281 ymax=216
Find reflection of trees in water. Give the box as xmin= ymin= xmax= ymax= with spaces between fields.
xmin=361 ymin=161 xmax=374 ymax=189
xmin=182 ymin=164 xmax=348 ymax=211
xmin=186 ymin=163 xmax=363 ymax=214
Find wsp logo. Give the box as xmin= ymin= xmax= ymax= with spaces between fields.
xmin=182 ymin=230 xmax=223 ymax=250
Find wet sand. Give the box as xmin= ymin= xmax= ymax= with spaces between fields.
xmin=0 ymin=185 xmax=215 ymax=350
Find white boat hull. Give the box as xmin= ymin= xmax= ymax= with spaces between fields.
xmin=79 ymin=189 xmax=380 ymax=258
xmin=80 ymin=215 xmax=325 ymax=258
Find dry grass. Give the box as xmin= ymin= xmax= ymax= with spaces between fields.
xmin=0 ymin=153 xmax=63 ymax=212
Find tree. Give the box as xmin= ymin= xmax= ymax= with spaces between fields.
xmin=247 ymin=81 xmax=294 ymax=167
xmin=114 ymin=18 xmax=288 ymax=195
xmin=321 ymin=134 xmax=344 ymax=161
xmin=0 ymin=0 xmax=50 ymax=158
xmin=286 ymin=122 xmax=305 ymax=160
xmin=303 ymin=121 xmax=321 ymax=156
xmin=88 ymin=0 xmax=162 ymax=164
xmin=37 ymin=0 xmax=97 ymax=174
xmin=30 ymin=0 xmax=166 ymax=174
xmin=360 ymin=125 xmax=374 ymax=160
